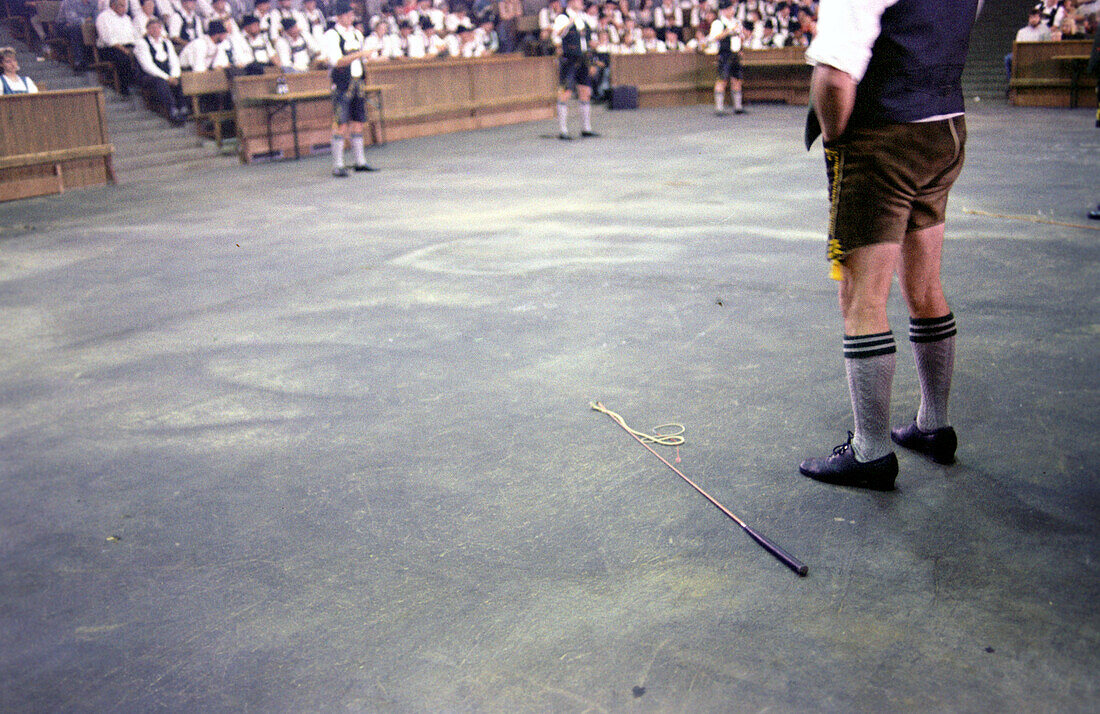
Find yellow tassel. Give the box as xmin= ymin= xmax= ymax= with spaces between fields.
xmin=829 ymin=261 xmax=843 ymax=281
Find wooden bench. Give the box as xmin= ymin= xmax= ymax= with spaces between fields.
xmin=1 ymin=88 xmax=115 ymax=202
xmin=180 ymin=70 xmax=236 ymax=148
xmin=365 ymin=54 xmax=556 ymax=141
xmin=611 ymin=48 xmax=811 ymax=108
xmin=1010 ymin=39 xmax=1096 ymax=108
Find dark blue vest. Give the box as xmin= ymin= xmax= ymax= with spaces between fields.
xmin=850 ymin=0 xmax=978 ymax=126
xmin=559 ymin=13 xmax=589 ymax=57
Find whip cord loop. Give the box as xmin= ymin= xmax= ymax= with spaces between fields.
xmin=589 ymin=401 xmax=685 ymax=447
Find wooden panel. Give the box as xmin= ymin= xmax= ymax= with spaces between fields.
xmin=181 ymin=69 xmax=231 ymax=95
xmin=231 ymin=56 xmax=558 ymax=162
xmin=0 ymin=88 xmax=114 ymax=202
xmin=1010 ymin=40 xmax=1096 ymax=108
xmin=610 ymin=49 xmax=810 ymax=108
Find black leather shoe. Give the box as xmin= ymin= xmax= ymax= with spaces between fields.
xmin=580 ymin=130 xmax=599 ymax=138
xmin=891 ymin=421 xmax=957 ymax=464
xmin=799 ymin=432 xmax=898 ymax=491
xmin=332 ymin=167 xmax=349 ymax=177
xmin=1088 ymin=207 xmax=1100 ymax=220
xmin=353 ymin=164 xmax=377 ymax=172
xmin=559 ymin=132 xmax=572 ymax=140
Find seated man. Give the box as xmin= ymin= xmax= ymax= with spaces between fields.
xmin=267 ymin=0 xmax=304 ymax=41
xmin=133 ymin=16 xmax=189 ymax=122
xmin=95 ymin=0 xmax=139 ymax=95
xmin=274 ymin=17 xmax=322 ymax=72
xmin=179 ymin=18 xmax=231 ymax=71
xmin=132 ymin=0 xmax=159 ymax=38
xmin=253 ymin=0 xmax=276 ymax=38
xmin=58 ymin=0 xmax=99 ymax=71
xmin=299 ymin=0 xmax=327 ymax=46
xmin=168 ymin=0 xmax=206 ymax=49
xmin=206 ymin=0 xmax=240 ymax=38
xmin=398 ymin=21 xmax=427 ymax=58
xmin=363 ymin=17 xmax=401 ymax=60
xmin=232 ymin=13 xmax=278 ymax=74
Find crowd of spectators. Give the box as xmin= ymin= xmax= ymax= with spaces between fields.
xmin=33 ymin=0 xmax=818 ymax=116
xmin=1017 ymin=0 xmax=1099 ymax=42
xmin=1008 ymin=1 xmax=1099 ymax=87
xmin=51 ymin=0 xmax=818 ymax=79
xmin=533 ymin=0 xmax=816 ymax=57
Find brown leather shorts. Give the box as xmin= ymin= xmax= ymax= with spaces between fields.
xmin=824 ymin=116 xmax=966 ymax=272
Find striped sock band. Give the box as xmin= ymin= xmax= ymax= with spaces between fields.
xmin=844 ymin=332 xmax=896 ymax=461
xmin=909 ymin=313 xmax=956 ymax=343
xmin=843 ymin=331 xmax=896 ymax=359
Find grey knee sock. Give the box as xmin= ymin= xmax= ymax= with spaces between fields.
xmin=910 ymin=313 xmax=956 ymax=431
xmin=844 ymin=332 xmax=897 ymax=462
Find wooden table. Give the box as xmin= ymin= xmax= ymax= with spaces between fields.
xmin=245 ymin=84 xmax=388 ymax=159
xmin=1052 ymin=54 xmax=1091 ymax=109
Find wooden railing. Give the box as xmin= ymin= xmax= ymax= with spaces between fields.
xmin=0 ymin=87 xmax=115 ymax=202
xmin=610 ymin=47 xmax=811 ymax=108
xmin=228 ymin=54 xmax=557 ymax=163
xmin=1010 ymin=39 xmax=1096 ymax=108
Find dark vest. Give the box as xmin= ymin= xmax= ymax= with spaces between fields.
xmin=288 ymin=37 xmax=309 ymax=65
xmin=177 ymin=11 xmax=202 ymax=42
xmin=145 ymin=36 xmax=172 ymax=74
xmin=560 ymin=12 xmax=589 ymax=57
xmin=849 ymin=0 xmax=978 ymax=127
xmin=330 ymin=26 xmax=361 ymax=89
xmin=715 ymin=16 xmax=738 ymax=56
xmin=248 ymin=33 xmax=271 ymax=63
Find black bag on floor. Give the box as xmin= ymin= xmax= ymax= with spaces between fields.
xmin=609 ymin=85 xmax=638 ymax=110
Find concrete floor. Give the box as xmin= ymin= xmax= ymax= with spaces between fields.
xmin=1 ymin=101 xmax=1097 ymax=712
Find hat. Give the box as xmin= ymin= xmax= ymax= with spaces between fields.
xmin=207 ymin=19 xmax=227 ymax=34
xmin=281 ymin=17 xmax=297 ymax=29
xmin=718 ymin=0 xmax=733 ymax=9
xmin=241 ymin=13 xmax=259 ymax=26
xmin=332 ymin=0 xmax=354 ymax=15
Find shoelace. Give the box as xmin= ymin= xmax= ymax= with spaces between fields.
xmin=832 ymin=431 xmax=855 ymax=456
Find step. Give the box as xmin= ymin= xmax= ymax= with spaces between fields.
xmin=112 ymin=144 xmax=224 ymax=172
xmin=113 ymin=154 xmax=240 ymax=184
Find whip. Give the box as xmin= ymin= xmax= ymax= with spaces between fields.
xmin=591 ymin=402 xmax=808 ymax=577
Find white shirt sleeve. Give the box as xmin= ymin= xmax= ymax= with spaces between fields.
xmin=804 ymin=0 xmax=900 ymax=82
xmin=168 ymin=13 xmax=183 ymax=39
xmin=322 ymin=28 xmax=344 ymax=66
xmin=551 ymin=12 xmax=570 ymax=37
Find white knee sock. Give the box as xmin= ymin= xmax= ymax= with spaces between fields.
xmin=580 ymin=101 xmax=591 ymax=131
xmin=351 ymin=133 xmax=366 ymax=166
xmin=332 ymin=134 xmax=345 ymax=169
xmin=557 ymin=101 xmax=568 ymax=133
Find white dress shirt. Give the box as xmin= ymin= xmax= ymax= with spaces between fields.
xmin=96 ymin=7 xmax=139 ymax=46
xmin=134 ymin=34 xmax=182 ymax=78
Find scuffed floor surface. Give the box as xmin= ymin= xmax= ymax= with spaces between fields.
xmin=1 ymin=101 xmax=1097 ymax=712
